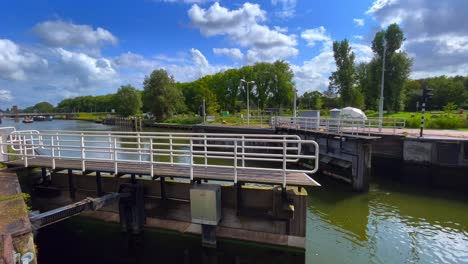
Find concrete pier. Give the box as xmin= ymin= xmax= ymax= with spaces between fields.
xmin=0 ymin=169 xmax=36 ymax=264
xmin=372 ymin=135 xmax=468 ymax=190
xmin=31 ymin=171 xmax=310 ymax=250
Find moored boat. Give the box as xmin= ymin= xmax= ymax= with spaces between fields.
xmin=22 ymin=116 xmax=34 ymax=123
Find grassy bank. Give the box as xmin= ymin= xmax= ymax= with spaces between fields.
xmin=55 ymin=112 xmax=112 ymax=122
xmin=365 ymin=111 xmax=468 ymax=129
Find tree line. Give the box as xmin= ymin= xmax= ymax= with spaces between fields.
xmin=43 ymin=60 xmax=296 ymax=120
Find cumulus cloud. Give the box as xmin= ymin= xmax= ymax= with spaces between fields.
xmin=301 ymin=26 xmax=331 ymax=47
xmin=0 ymin=89 xmax=13 ymax=102
xmin=188 ymin=2 xmax=298 ymax=63
xmin=156 ymin=0 xmax=216 ymax=3
xmin=53 ymin=48 xmax=117 ymax=88
xmin=33 ymin=20 xmax=117 ymax=48
xmin=0 ymin=39 xmax=48 ymax=81
xmin=271 ymin=0 xmax=297 ymax=18
xmin=213 ymin=48 xmax=243 ymax=61
xmin=354 ymin=35 xmax=364 ymax=40
xmin=353 ymin=18 xmax=365 ymax=27
xmin=366 ymin=0 xmax=468 ymax=78
xmin=114 ymin=48 xmax=230 ymax=84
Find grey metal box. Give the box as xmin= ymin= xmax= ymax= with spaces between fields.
xmin=190 ymin=184 xmax=221 ymax=225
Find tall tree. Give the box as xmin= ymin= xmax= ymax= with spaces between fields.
xmin=329 ymin=39 xmax=363 ymax=107
xmin=370 ymin=23 xmax=412 ymax=112
xmin=142 ymin=69 xmax=184 ymax=121
xmin=114 ymin=85 xmax=142 ymax=116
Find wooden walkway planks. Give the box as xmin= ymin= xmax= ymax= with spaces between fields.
xmin=6 ymin=157 xmax=319 ymax=187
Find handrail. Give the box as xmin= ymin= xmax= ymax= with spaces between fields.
xmin=272 ymin=116 xmax=406 ymax=135
xmin=0 ymin=130 xmax=319 ymax=187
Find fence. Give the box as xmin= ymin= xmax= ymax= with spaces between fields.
xmin=272 ymin=116 xmax=406 ymax=135
xmin=0 ymin=129 xmax=319 ymax=187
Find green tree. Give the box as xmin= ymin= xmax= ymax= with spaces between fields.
xmin=329 ymin=39 xmax=358 ymax=107
xmin=370 ymin=23 xmax=412 ymax=112
xmin=142 ymin=69 xmax=184 ymax=121
xmin=24 ymin=101 xmax=55 ymax=113
xmin=299 ymin=91 xmax=323 ymax=109
xmin=114 ymin=85 xmax=141 ymax=116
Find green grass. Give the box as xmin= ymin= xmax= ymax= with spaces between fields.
xmin=364 ymin=111 xmax=468 ymax=129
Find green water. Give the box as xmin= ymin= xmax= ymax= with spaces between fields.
xmin=307 ymin=176 xmax=468 ymax=264
xmin=3 ymin=119 xmax=467 ymax=263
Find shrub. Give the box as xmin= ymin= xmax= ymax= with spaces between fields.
xmin=426 ymin=116 xmax=463 ymax=129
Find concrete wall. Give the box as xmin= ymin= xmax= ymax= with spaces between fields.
xmin=33 ymin=172 xmax=309 ymax=249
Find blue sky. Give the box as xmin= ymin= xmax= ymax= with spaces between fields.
xmin=1 ymin=0 xmax=467 ymax=107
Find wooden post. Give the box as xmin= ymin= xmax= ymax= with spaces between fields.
xmin=41 ymin=167 xmax=47 ymax=183
xmin=160 ymin=177 xmax=167 ymax=200
xmin=96 ymin=171 xmax=103 ymax=197
xmin=68 ymin=169 xmax=76 ymax=200
xmin=352 ymin=143 xmax=372 ymax=191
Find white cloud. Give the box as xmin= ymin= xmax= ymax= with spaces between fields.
xmin=188 ymin=2 xmax=298 ymax=63
xmin=54 ymin=48 xmax=117 ymax=87
xmin=114 ymin=49 xmax=230 ymax=84
xmin=156 ymin=0 xmax=216 ymax=3
xmin=354 ymin=35 xmax=364 ymax=40
xmin=33 ymin=20 xmax=117 ymax=48
xmin=366 ymin=0 xmax=398 ymax=15
xmin=271 ymin=0 xmax=297 ymax=18
xmin=213 ymin=48 xmax=243 ymax=61
xmin=366 ymin=0 xmax=468 ymax=78
xmin=0 ymin=89 xmax=13 ymax=102
xmin=353 ymin=18 xmax=365 ymax=27
xmin=246 ymin=46 xmax=298 ymax=64
xmin=301 ymin=26 xmax=331 ymax=47
xmin=274 ymin=26 xmax=288 ymax=33
xmin=0 ymin=39 xmax=48 ymax=81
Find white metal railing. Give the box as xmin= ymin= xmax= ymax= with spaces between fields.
xmin=272 ymin=116 xmax=406 ymax=135
xmin=237 ymin=115 xmax=272 ymax=126
xmin=0 ymin=130 xmax=319 ymax=187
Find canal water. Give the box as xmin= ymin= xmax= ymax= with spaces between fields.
xmin=2 ymin=119 xmax=467 ymax=263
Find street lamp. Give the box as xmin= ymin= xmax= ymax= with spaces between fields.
xmin=378 ymin=38 xmax=387 ymax=132
xmin=240 ymin=79 xmax=255 ymax=125
xmin=293 ymin=87 xmax=298 ymax=118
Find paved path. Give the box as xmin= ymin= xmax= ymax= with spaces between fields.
xmin=378 ymin=128 xmax=468 ymax=139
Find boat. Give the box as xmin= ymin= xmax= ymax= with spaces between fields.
xmin=22 ymin=117 xmax=34 ymax=123
xmin=33 ymin=115 xmax=48 ymax=121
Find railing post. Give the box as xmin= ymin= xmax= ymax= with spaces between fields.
xmin=56 ymin=132 xmax=61 ymax=158
xmin=108 ymin=132 xmax=113 ymax=160
xmin=113 ymin=137 xmax=118 ymax=175
xmin=169 ymin=134 xmax=173 ymax=166
xmin=51 ymin=136 xmax=55 ymax=170
xmin=204 ymin=135 xmax=208 ymax=168
xmin=81 ymin=133 xmax=85 ymax=171
xmin=234 ymin=140 xmax=238 ymax=183
xmin=22 ymin=136 xmax=28 ymax=168
xmin=149 ymin=138 xmax=154 ymax=177
xmin=241 ymin=136 xmax=245 ymax=168
xmin=189 ymin=139 xmax=193 ymax=180
xmin=137 ymin=132 xmax=142 ymax=162
xmin=282 ymin=140 xmax=287 ymax=188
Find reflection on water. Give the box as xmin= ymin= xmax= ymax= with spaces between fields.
xmin=3 ymin=119 xmax=468 ymax=263
xmin=307 ymin=176 xmax=468 ymax=264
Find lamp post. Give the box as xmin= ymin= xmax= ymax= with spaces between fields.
xmin=293 ymin=87 xmax=297 ymax=118
xmin=240 ymin=79 xmax=255 ymax=125
xmin=378 ymin=38 xmax=387 ymax=132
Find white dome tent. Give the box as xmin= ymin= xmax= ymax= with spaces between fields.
xmin=339 ymin=107 xmax=367 ymax=120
